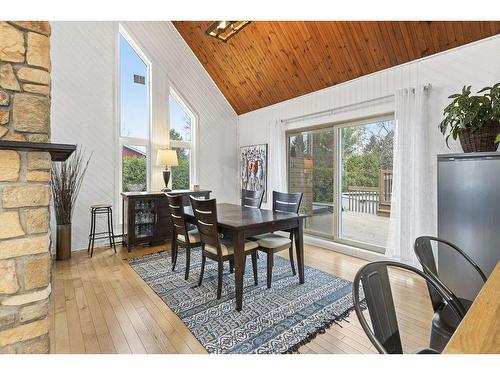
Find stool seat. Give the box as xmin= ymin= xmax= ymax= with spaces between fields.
xmin=91 ymin=204 xmax=112 ymax=209
xmin=88 ymin=204 xmax=116 ymax=257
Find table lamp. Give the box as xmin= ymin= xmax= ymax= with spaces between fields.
xmin=156 ymin=149 xmax=178 ymax=192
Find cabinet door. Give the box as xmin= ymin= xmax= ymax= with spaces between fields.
xmin=154 ymin=196 xmax=172 ymax=242
xmin=132 ymin=197 xmax=156 ymax=244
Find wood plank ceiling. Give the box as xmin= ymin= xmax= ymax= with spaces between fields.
xmin=173 ymin=21 xmax=500 ymax=115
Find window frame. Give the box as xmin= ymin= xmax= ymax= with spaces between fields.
xmin=168 ymin=87 xmax=198 ymax=189
xmin=116 ymin=25 xmax=153 ymax=223
xmin=286 ymin=113 xmax=394 ymax=253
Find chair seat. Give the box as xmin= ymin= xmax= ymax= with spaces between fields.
xmin=415 ymin=348 xmax=440 ymax=354
xmin=177 ymin=229 xmax=200 ymax=244
xmin=432 ymin=297 xmax=473 ymax=337
xmin=205 ymin=239 xmax=258 ymax=256
xmin=253 ymin=233 xmax=291 ymax=249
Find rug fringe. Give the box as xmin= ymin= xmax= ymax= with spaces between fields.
xmin=284 ymin=300 xmax=367 ymax=354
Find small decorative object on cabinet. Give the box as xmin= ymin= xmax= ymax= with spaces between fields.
xmin=440 ymin=83 xmax=500 ymax=152
xmin=156 ymin=149 xmax=179 ymax=191
xmin=121 ymin=189 xmax=211 ymax=251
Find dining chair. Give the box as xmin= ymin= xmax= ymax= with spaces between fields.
xmin=352 ymin=260 xmax=465 ymax=354
xmin=241 ymin=189 xmax=264 ymax=208
xmin=254 ymin=191 xmax=303 ymax=288
xmin=166 ymin=193 xmax=201 ymax=280
xmin=190 ymin=196 xmax=259 ymax=299
xmin=414 ymin=236 xmax=487 ymax=352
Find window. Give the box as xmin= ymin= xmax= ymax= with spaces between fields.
xmin=287 ymin=116 xmax=395 ymax=252
xmin=119 ymin=30 xmax=151 ymax=193
xmin=169 ymin=89 xmax=195 ymax=190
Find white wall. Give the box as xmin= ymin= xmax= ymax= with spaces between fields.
xmin=51 ymin=21 xmax=238 ymax=251
xmin=239 ymin=35 xmax=500 ymax=206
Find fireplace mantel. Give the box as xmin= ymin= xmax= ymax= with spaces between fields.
xmin=0 ymin=140 xmax=76 ymax=161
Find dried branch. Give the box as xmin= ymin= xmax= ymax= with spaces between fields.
xmin=51 ymin=148 xmax=91 ymax=225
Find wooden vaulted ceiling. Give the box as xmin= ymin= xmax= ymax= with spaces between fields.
xmin=173 ymin=21 xmax=500 ymax=115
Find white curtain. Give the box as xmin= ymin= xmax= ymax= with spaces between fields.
xmin=386 ymin=86 xmax=436 ymax=266
xmin=267 ymin=119 xmax=287 ymax=205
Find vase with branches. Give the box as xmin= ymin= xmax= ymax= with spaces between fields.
xmin=51 ymin=149 xmax=91 ymax=260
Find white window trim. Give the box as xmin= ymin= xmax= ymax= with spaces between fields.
xmin=286 ymin=112 xmax=395 ymax=254
xmin=116 ymin=24 xmax=153 ymax=224
xmin=168 ymin=87 xmax=198 ymax=188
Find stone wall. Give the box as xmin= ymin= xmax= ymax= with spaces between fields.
xmin=0 ymin=21 xmax=51 ymax=354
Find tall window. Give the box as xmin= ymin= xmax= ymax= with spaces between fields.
xmin=169 ymin=89 xmax=195 ymax=190
xmin=288 ymin=116 xmax=395 ymax=252
xmin=119 ymin=31 xmax=151 ymax=193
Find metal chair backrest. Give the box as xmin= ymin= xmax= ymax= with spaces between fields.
xmin=272 ymin=191 xmax=303 ymax=214
xmin=166 ymin=193 xmax=190 ymax=243
xmin=241 ymin=189 xmax=264 ymax=208
xmin=414 ymin=236 xmax=487 ymax=312
xmin=189 ymin=196 xmax=222 ymax=257
xmin=353 ymin=260 xmax=465 ymax=354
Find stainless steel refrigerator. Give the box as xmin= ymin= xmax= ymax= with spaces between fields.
xmin=438 ymin=152 xmax=500 ymax=301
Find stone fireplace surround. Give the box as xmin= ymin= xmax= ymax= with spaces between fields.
xmin=0 ymin=21 xmax=52 ymax=354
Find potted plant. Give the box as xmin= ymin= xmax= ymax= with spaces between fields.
xmin=51 ymin=149 xmax=91 ymax=260
xmin=440 ymin=83 xmax=500 ymax=152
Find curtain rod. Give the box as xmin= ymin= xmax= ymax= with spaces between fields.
xmin=280 ymin=84 xmax=432 ymax=125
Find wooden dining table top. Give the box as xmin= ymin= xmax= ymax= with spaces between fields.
xmin=443 ymin=261 xmax=500 ymax=354
xmin=184 ymin=203 xmax=307 ymax=230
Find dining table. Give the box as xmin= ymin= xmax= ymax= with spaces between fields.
xmin=443 ymin=261 xmax=500 ymax=354
xmin=182 ymin=203 xmax=307 ymax=311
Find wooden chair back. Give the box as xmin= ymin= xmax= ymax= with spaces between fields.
xmin=241 ymin=189 xmax=264 ymax=208
xmin=166 ymin=193 xmax=190 ymax=243
xmin=189 ymin=196 xmax=222 ymax=257
xmin=272 ymin=191 xmax=303 ymax=214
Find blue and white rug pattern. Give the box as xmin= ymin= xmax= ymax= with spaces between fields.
xmin=128 ymin=249 xmax=357 ymax=354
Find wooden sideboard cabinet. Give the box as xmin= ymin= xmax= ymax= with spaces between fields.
xmin=121 ymin=189 xmax=211 ymax=251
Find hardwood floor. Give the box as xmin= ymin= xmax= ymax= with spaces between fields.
xmin=49 ymin=242 xmax=433 ymax=354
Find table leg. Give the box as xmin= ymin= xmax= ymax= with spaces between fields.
xmin=294 ymin=220 xmax=305 ymax=284
xmin=233 ymin=231 xmax=245 ymax=311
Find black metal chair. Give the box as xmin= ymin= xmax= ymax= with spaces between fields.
xmin=166 ymin=193 xmax=202 ymax=280
xmin=414 ymin=236 xmax=487 ymax=352
xmin=352 ymin=260 xmax=465 ymax=354
xmin=190 ymin=196 xmax=259 ymax=299
xmin=241 ymin=189 xmax=264 ymax=208
xmin=254 ymin=191 xmax=303 ymax=288
xmin=87 ymin=204 xmax=116 ymax=258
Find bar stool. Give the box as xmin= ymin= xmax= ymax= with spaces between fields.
xmin=87 ymin=204 xmax=117 ymax=257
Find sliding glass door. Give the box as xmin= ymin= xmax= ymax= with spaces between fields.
xmin=287 ymin=116 xmax=395 ymax=252
xmin=288 ymin=128 xmax=335 ymax=238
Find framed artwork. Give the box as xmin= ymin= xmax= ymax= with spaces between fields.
xmin=240 ymin=144 xmax=268 ymax=202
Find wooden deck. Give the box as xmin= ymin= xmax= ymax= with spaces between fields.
xmin=306 ymin=211 xmax=390 ymax=247
xmin=49 ymin=243 xmax=433 ymax=354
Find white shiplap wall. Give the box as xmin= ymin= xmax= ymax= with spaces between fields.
xmin=237 ymin=35 xmax=500 ymax=259
xmin=51 ymin=21 xmax=238 ymax=251
xmin=238 ymin=35 xmax=500 ymax=207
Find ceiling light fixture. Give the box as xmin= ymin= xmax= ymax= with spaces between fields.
xmin=206 ymin=21 xmax=251 ymax=42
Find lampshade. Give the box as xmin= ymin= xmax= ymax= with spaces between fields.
xmin=156 ymin=149 xmax=178 ymax=167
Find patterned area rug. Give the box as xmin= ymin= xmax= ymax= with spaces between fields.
xmin=128 ymin=249 xmax=358 ymax=354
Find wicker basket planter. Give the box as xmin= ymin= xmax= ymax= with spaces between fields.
xmin=458 ymin=123 xmax=500 ymax=153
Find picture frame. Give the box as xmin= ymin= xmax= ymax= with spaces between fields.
xmin=240 ymin=144 xmax=268 ymax=202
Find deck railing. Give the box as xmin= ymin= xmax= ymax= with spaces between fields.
xmin=346 ymin=186 xmax=379 ymax=214
xmin=345 ymin=170 xmax=393 ymax=215
xmin=379 ymin=169 xmax=393 ymax=205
